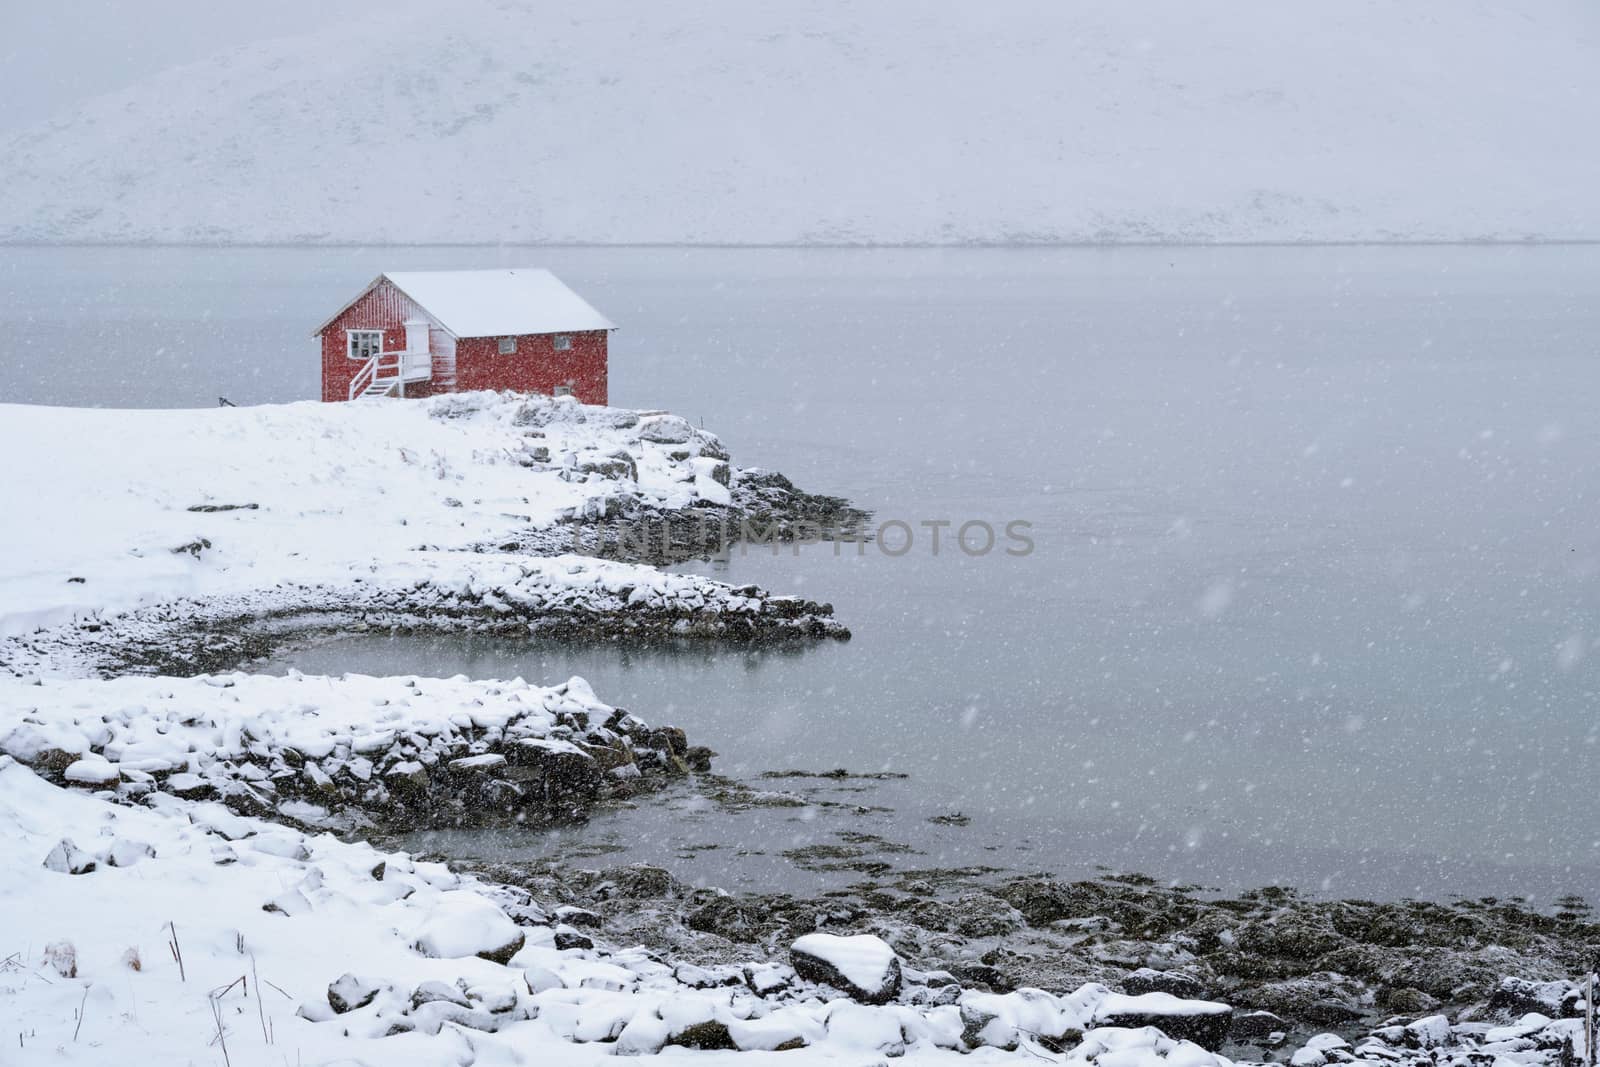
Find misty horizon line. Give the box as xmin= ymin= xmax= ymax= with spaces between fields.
xmin=6 ymin=238 xmax=1600 ymax=251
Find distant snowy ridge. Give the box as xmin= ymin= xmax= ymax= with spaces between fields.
xmin=2 ymin=0 xmax=1596 ymax=245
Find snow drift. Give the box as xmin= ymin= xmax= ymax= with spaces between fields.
xmin=1 ymin=0 xmax=1596 ymax=245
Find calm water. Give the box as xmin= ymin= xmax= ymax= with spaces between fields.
xmin=8 ymin=244 xmax=1600 ymax=901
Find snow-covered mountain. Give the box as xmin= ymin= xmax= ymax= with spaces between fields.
xmin=3 ymin=0 xmax=1597 ymax=245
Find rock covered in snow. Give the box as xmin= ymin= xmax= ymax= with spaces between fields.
xmin=107 ymin=839 xmax=156 ymax=867
xmin=328 ymin=973 xmax=382 ymax=1014
xmin=636 ymin=414 xmax=695 ymax=444
xmin=791 ymin=932 xmax=903 ymax=1004
xmin=412 ymin=891 xmax=526 ymax=964
xmin=1124 ymin=968 xmax=1207 ymax=999
xmin=1093 ymin=990 xmax=1234 ymax=1052
xmin=63 ymin=757 xmax=120 ymax=786
xmin=1487 ymin=976 xmax=1584 ymax=1018
xmin=42 ymin=837 xmax=97 ymax=874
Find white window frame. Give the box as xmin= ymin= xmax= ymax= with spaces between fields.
xmin=498 ymin=336 xmax=518 ymax=355
xmin=553 ymin=383 xmax=575 ymax=397
xmin=553 ymin=334 xmax=573 ymax=351
xmin=347 ymin=329 xmax=383 ymax=361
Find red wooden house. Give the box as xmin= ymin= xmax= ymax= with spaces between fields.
xmin=314 ymin=269 xmax=615 ymax=403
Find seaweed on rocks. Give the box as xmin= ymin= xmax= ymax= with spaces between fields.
xmin=460 ymin=853 xmax=1600 ymax=1060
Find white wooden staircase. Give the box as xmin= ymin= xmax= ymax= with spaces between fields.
xmin=348 ymin=345 xmax=432 ymax=401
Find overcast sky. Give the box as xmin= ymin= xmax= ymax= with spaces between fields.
xmin=0 ymin=1 xmax=413 ymax=133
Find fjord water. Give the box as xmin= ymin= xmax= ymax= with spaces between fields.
xmin=8 ymin=245 xmax=1599 ymax=900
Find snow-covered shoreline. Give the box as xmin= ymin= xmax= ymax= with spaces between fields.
xmin=0 ymin=392 xmax=845 ymax=679
xmin=1 ymin=393 xmax=1595 ymax=1064
xmin=0 ymin=750 xmax=1264 ymax=1063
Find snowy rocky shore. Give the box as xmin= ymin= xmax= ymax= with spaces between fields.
xmin=1 ymin=673 xmax=716 ymax=831
xmin=487 ymin=846 xmax=1600 ymax=1060
xmin=0 ymin=392 xmax=848 ymax=679
xmin=5 ymin=738 xmax=1596 ymax=1065
xmin=0 ymin=555 xmax=844 ymax=680
xmin=1 ymin=393 xmax=1595 ymax=1064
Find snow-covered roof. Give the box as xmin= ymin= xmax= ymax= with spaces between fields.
xmin=315 ymin=269 xmax=615 ymax=338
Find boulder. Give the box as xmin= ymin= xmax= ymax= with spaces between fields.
xmin=465 ymin=982 xmax=519 ymax=1014
xmin=1124 ymin=968 xmax=1206 ymax=999
xmin=1239 ymin=974 xmax=1366 ymax=1027
xmin=411 ymin=980 xmax=471 ymax=1010
xmin=1237 ymin=911 xmax=1350 ymax=961
xmin=384 ymin=760 xmax=430 ymax=794
xmin=687 ymin=895 xmax=766 ymax=939
xmin=448 ymin=753 xmax=508 ymax=774
xmin=1402 ymin=1014 xmax=1451 ymax=1049
xmin=1488 ymin=977 xmax=1582 ymax=1019
xmin=599 ymin=863 xmax=676 ymax=899
xmin=637 ymin=414 xmax=695 ymax=444
xmin=553 ymin=929 xmax=594 ymax=951
xmin=668 ymin=1020 xmax=737 ymax=1050
xmin=413 ymin=892 xmax=526 ymax=964
xmin=328 ymin=973 xmax=381 ymax=1014
xmin=63 ymin=758 xmax=120 ymax=787
xmin=1378 ymin=986 xmax=1441 ymax=1015
xmin=1094 ymin=991 xmax=1233 ymax=1052
xmin=553 ymin=905 xmax=601 ymax=928
xmin=791 ymin=933 xmax=903 ymax=1004
xmin=42 ymin=838 xmax=97 ymax=875
xmin=1230 ymin=1010 xmax=1288 ymax=1041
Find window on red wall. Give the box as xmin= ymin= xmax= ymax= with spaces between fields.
xmin=347 ymin=330 xmax=382 ymax=360
xmin=553 ymin=334 xmax=572 ymax=351
xmin=497 ymin=337 xmax=517 ymax=355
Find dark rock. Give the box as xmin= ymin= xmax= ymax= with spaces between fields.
xmin=640 ymin=727 xmax=688 ymax=757
xmin=687 ymin=896 xmax=766 ymax=940
xmin=1124 ymin=968 xmax=1206 ymax=999
xmin=599 ymin=864 xmax=676 ymax=899
xmin=668 ymin=1020 xmax=737 ymax=1050
xmin=1229 ymin=1010 xmax=1288 ymax=1041
xmin=1239 ymin=974 xmax=1367 ymax=1027
xmin=504 ymin=743 xmax=603 ymax=800
xmin=554 ymin=930 xmax=594 ymax=952
xmin=476 ymin=931 xmax=527 ymax=965
xmin=1237 ymin=911 xmax=1351 ymax=961
xmin=384 ymin=761 xmax=429 ymax=795
xmin=1098 ymin=1002 xmax=1232 ymax=1052
xmin=554 ymin=905 xmax=601 ymax=928
xmin=994 ymin=877 xmax=1110 ymax=926
xmin=1379 ymin=986 xmax=1442 ymax=1015
xmin=949 ymin=961 xmax=1012 ymax=992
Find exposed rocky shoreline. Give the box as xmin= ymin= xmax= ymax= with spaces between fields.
xmin=0 ymin=554 xmax=846 ymax=680
xmin=506 ymin=468 xmax=873 ymax=566
xmin=1 ymin=673 xmax=721 ymax=832
xmin=466 ymin=849 xmax=1600 ymax=1056
xmin=12 ymin=678 xmax=1594 ymax=1064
